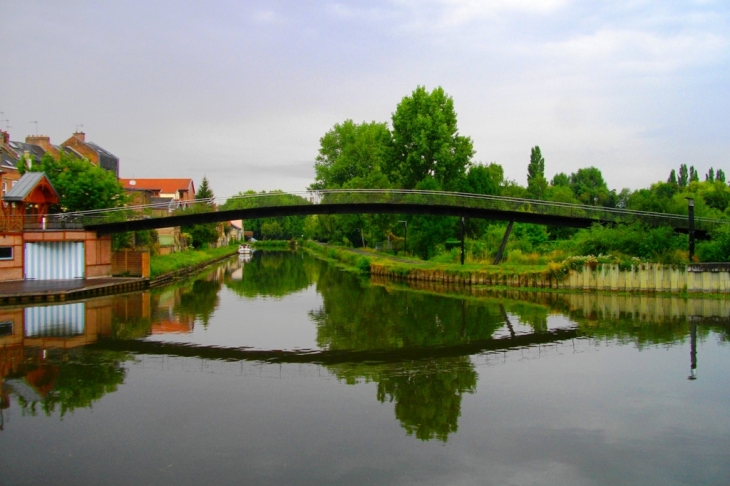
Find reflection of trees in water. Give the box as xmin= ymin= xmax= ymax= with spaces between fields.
xmin=8 ymin=349 xmax=128 ymax=418
xmin=224 ymin=251 xmax=316 ymax=298
xmin=311 ymin=264 xmax=512 ymax=351
xmin=312 ymin=263 xmax=505 ymax=441
xmin=371 ymin=280 xmax=730 ymax=349
xmin=176 ymin=278 xmax=221 ymax=327
xmin=329 ymin=358 xmax=476 ymax=442
xmin=378 ymin=358 xmax=477 ymax=442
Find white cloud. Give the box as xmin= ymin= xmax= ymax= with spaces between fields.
xmin=544 ymin=29 xmax=728 ymax=76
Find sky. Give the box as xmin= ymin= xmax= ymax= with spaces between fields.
xmin=1 ymin=0 xmax=729 ymax=200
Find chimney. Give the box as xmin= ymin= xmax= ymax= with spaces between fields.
xmin=26 ymin=135 xmax=53 ymax=152
xmin=0 ymin=131 xmax=8 ymax=145
xmin=73 ymin=131 xmax=86 ymax=142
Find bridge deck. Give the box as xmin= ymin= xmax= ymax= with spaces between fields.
xmin=36 ymin=189 xmax=726 ymax=235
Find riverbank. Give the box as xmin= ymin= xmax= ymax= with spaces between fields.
xmin=305 ymin=241 xmax=730 ymax=297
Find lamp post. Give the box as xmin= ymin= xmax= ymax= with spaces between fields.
xmin=686 ymin=197 xmax=695 ymax=261
xmin=398 ymin=220 xmax=408 ymax=256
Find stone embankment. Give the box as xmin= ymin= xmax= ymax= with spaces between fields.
xmin=370 ymin=263 xmax=730 ymax=294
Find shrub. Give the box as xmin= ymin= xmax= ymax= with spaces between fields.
xmin=356 ymin=257 xmax=371 ymax=273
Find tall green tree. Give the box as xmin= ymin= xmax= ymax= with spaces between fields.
xmin=690 ymin=165 xmax=699 ymax=182
xmin=678 ymin=164 xmax=689 ymax=187
xmin=390 ymin=86 xmax=474 ymax=191
xmin=196 ymin=176 xmax=215 ymax=200
xmin=668 ymin=169 xmax=677 ymax=185
xmin=526 ymin=146 xmax=547 ymax=199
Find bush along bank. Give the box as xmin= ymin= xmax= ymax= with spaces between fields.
xmin=251 ymin=239 xmax=301 ymax=250
xmin=150 ymin=245 xmax=239 ymax=284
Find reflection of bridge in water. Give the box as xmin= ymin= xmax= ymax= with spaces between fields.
xmin=2 ymin=283 xmax=725 ymax=438
xmin=89 ymin=327 xmax=579 ymax=365
xmin=46 ymin=189 xmax=727 ymax=236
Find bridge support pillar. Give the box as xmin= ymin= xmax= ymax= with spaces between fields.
xmin=493 ymin=219 xmax=515 ymax=265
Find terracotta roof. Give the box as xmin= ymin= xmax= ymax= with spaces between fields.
xmin=119 ymin=178 xmax=195 ymax=194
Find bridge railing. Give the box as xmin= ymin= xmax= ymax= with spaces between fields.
xmin=39 ymin=189 xmax=730 ymax=233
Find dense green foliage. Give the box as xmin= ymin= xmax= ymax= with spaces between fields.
xmin=178 ymin=177 xmax=220 ymax=248
xmin=221 ymin=190 xmax=309 ymax=240
xmin=21 ymin=151 xmax=127 ymax=211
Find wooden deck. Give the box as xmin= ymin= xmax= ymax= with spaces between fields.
xmin=0 ymin=277 xmax=149 ymax=305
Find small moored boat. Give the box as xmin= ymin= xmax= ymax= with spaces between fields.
xmin=238 ymin=244 xmax=252 ymax=255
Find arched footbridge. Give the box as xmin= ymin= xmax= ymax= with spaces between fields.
xmin=51 ymin=189 xmax=724 ymax=237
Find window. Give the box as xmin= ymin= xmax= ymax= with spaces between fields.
xmin=0 ymin=321 xmax=12 ymax=337
xmin=0 ymin=246 xmax=13 ymax=260
xmin=1 ymin=181 xmax=6 ymax=195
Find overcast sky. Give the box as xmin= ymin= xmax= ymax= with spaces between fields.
xmin=2 ymin=1 xmax=728 ymax=199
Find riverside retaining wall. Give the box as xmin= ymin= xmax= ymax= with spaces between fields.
xmin=370 ymin=263 xmax=730 ymax=294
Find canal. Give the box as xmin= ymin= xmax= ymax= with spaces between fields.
xmin=1 ymin=251 xmax=729 ymax=485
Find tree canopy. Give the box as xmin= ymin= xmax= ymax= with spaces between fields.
xmin=311 ymin=120 xmax=392 ymax=190
xmin=21 ymin=152 xmax=127 ymax=212
xmin=390 ymin=86 xmax=474 ymax=191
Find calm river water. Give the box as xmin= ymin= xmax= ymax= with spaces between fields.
xmin=1 ymin=251 xmax=729 ymax=485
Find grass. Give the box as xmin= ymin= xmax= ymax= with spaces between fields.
xmin=304 ymin=241 xmax=549 ymax=278
xmin=150 ymin=245 xmax=238 ymax=278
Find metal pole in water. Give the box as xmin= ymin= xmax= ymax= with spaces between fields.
xmin=689 ymin=320 xmax=697 ymax=380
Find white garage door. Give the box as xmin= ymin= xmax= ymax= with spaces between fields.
xmin=25 ymin=303 xmax=86 ymax=337
xmin=24 ymin=242 xmax=85 ymax=280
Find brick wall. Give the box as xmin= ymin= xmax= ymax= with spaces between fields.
xmin=0 ymin=234 xmax=24 ymax=281
xmin=111 ymin=250 xmax=150 ymax=277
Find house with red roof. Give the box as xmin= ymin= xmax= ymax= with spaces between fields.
xmin=119 ymin=178 xmax=196 ymax=202
xmin=119 ymin=178 xmax=197 ymax=254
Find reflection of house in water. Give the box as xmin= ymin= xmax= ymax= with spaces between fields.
xmin=0 ymin=294 xmax=151 ymax=419
xmin=151 ymin=287 xmax=195 ymax=334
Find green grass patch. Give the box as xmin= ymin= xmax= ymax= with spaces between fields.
xmin=150 ymin=245 xmax=238 ymax=278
